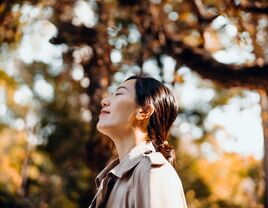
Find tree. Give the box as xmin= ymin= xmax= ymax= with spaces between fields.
xmin=0 ymin=0 xmax=267 ymax=207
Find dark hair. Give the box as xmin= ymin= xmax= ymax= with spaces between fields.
xmin=125 ymin=74 xmax=179 ymax=165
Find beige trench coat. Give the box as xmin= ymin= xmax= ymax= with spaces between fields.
xmin=89 ymin=141 xmax=188 ymax=208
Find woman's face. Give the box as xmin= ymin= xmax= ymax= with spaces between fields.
xmin=96 ymin=79 xmax=139 ymax=136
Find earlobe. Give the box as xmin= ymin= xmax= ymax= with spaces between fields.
xmin=136 ymin=104 xmax=154 ymax=120
xmin=136 ymin=109 xmax=143 ymax=120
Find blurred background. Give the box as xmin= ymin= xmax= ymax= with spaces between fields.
xmin=0 ymin=0 xmax=267 ymax=207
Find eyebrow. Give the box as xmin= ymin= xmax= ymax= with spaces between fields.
xmin=116 ymin=86 xmax=129 ymax=91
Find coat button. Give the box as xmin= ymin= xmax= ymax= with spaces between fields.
xmin=143 ymin=150 xmax=153 ymax=154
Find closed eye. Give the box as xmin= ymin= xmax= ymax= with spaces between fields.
xmin=115 ymin=93 xmax=122 ymax=96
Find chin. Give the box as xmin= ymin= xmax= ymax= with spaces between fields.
xmin=96 ymin=122 xmax=111 ymax=135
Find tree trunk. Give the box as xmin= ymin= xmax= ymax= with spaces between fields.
xmin=260 ymin=89 xmax=268 ymax=208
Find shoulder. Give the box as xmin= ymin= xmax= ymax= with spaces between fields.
xmin=148 ymin=153 xmax=182 ymax=189
xmin=145 ymin=153 xmax=187 ymax=208
xmin=133 ymin=152 xmax=187 ymax=207
xmin=133 ymin=151 xmax=166 ymax=175
xmin=134 ymin=151 xmax=181 ymax=184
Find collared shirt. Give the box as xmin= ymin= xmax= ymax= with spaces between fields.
xmin=89 ymin=141 xmax=188 ymax=208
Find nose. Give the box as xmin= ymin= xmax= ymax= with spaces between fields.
xmin=101 ymin=95 xmax=110 ymax=108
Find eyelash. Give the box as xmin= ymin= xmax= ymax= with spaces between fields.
xmin=115 ymin=93 xmax=122 ymax=96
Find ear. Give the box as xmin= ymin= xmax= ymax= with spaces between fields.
xmin=136 ymin=104 xmax=154 ymax=121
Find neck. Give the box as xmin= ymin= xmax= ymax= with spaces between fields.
xmin=111 ymin=129 xmax=148 ymax=161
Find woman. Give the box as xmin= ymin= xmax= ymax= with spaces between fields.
xmin=89 ymin=75 xmax=187 ymax=208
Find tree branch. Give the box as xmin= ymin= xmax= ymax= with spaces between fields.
xmin=0 ymin=0 xmax=14 ymax=23
xmin=232 ymin=0 xmax=268 ymax=14
xmin=190 ymin=0 xmax=219 ymax=23
xmin=49 ymin=22 xmax=97 ymax=45
xmin=166 ymin=38 xmax=268 ymax=90
xmin=118 ymin=0 xmax=141 ymax=6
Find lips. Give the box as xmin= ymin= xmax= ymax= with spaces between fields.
xmin=100 ymin=109 xmax=110 ymax=115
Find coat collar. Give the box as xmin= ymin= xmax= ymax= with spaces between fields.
xmin=95 ymin=141 xmax=156 ymax=187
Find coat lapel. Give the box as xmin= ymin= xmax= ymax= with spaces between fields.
xmin=89 ymin=141 xmax=158 ymax=208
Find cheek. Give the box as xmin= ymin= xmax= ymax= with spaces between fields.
xmin=114 ymin=100 xmax=137 ymax=122
xmin=97 ymin=99 xmax=137 ymax=130
xmin=119 ymin=105 xmax=134 ymax=118
xmin=110 ymin=107 xmax=135 ymax=128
